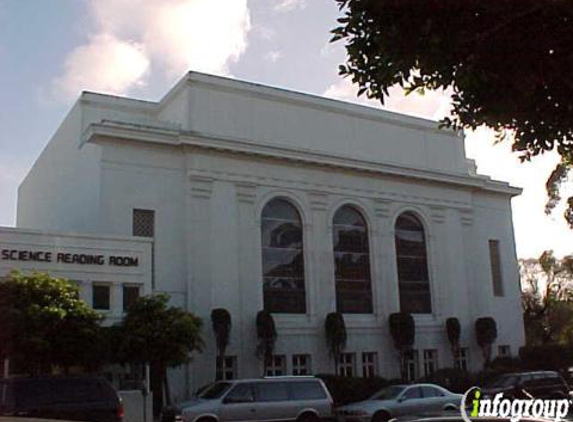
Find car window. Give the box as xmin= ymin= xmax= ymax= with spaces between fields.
xmin=403 ymin=387 xmax=422 ymax=400
xmin=422 ymin=386 xmax=444 ymax=398
xmin=56 ymin=379 xmax=105 ymax=403
xmin=0 ymin=382 xmax=14 ymax=409
xmin=200 ymin=382 xmax=232 ymax=399
xmin=15 ymin=380 xmax=54 ymax=406
xmin=225 ymin=384 xmax=254 ymax=403
xmin=370 ymin=386 xmax=405 ymax=400
xmin=289 ymin=381 xmax=327 ymax=400
xmin=256 ymin=382 xmax=289 ymax=402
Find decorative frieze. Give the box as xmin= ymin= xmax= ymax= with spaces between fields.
xmin=236 ymin=182 xmax=257 ymax=204
xmin=188 ymin=175 xmax=214 ymax=199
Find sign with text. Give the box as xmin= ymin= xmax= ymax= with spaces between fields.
xmin=1 ymin=248 xmax=139 ymax=267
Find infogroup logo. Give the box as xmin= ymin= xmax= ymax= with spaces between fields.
xmin=461 ymin=387 xmax=570 ymax=422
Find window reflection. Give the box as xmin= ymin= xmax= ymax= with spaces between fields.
xmin=395 ymin=213 xmax=432 ymax=314
xmin=333 ymin=206 xmax=373 ymax=313
xmin=261 ymin=198 xmax=306 ymax=313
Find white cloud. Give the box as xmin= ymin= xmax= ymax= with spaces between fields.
xmin=264 ymin=50 xmax=284 ymax=63
xmin=273 ymin=0 xmax=306 ymax=13
xmin=323 ymin=77 xmax=451 ymax=120
xmin=53 ymin=33 xmax=149 ymax=100
xmin=53 ymin=0 xmax=251 ymax=100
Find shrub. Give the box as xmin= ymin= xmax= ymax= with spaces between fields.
xmin=519 ymin=344 xmax=573 ymax=373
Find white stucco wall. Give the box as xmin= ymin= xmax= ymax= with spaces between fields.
xmin=15 ymin=71 xmax=525 ymax=400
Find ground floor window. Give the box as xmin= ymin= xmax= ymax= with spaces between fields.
xmin=122 ymin=284 xmax=140 ymax=311
xmin=404 ymin=349 xmax=419 ymax=382
xmin=362 ymin=352 xmax=378 ymax=378
xmin=92 ymin=283 xmax=111 ymax=310
xmin=423 ymin=349 xmax=438 ymax=377
xmin=265 ymin=355 xmax=286 ymax=376
xmin=216 ymin=356 xmax=237 ymax=380
xmin=454 ymin=347 xmax=469 ymax=371
xmin=337 ymin=353 xmax=355 ymax=377
xmin=498 ymin=345 xmax=511 ymax=357
xmin=292 ymin=354 xmax=311 ymax=375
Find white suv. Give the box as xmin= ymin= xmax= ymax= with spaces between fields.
xmin=180 ymin=376 xmax=333 ymax=422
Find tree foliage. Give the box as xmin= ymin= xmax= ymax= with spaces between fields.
xmin=255 ymin=310 xmax=277 ymax=363
xmin=520 ymin=251 xmax=573 ymax=345
xmin=332 ymin=0 xmax=573 ymax=226
xmin=475 ymin=317 xmax=498 ymax=367
xmin=325 ymin=312 xmax=347 ymax=374
xmin=445 ymin=317 xmax=461 ymax=357
xmin=115 ymin=294 xmax=203 ymax=406
xmin=211 ymin=308 xmax=232 ymax=359
xmin=0 ymin=271 xmax=103 ymax=374
xmin=388 ymin=312 xmax=415 ymax=380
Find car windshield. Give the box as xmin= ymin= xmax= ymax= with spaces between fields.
xmin=370 ymin=386 xmax=405 ymax=400
xmin=485 ymin=375 xmax=518 ymax=388
xmin=198 ymin=382 xmax=232 ymax=399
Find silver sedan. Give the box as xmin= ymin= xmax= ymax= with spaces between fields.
xmin=336 ymin=383 xmax=463 ymax=422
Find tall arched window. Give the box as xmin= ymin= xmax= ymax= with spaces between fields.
xmin=261 ymin=198 xmax=306 ymax=313
xmin=333 ymin=205 xmax=373 ymax=313
xmin=395 ymin=212 xmax=432 ymax=314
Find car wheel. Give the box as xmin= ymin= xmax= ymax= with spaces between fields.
xmin=297 ymin=412 xmax=320 ymax=422
xmin=371 ymin=410 xmax=391 ymax=422
xmin=444 ymin=404 xmax=458 ymax=411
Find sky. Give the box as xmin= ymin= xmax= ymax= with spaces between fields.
xmin=0 ymin=0 xmax=571 ymax=259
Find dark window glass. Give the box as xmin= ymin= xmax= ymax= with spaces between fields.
xmin=403 ymin=387 xmax=422 ymax=400
xmin=132 ymin=209 xmax=155 ymax=237
xmin=395 ymin=213 xmax=432 ymax=314
xmin=14 ymin=380 xmax=53 ymax=406
xmin=93 ymin=284 xmax=111 ymax=310
xmin=225 ymin=384 xmax=254 ymax=402
xmin=199 ymin=382 xmax=232 ymax=399
xmin=489 ymin=240 xmax=504 ymax=296
xmin=123 ymin=285 xmax=140 ymax=311
xmin=289 ymin=381 xmax=327 ymax=400
xmin=333 ymin=206 xmax=372 ymax=313
xmin=421 ymin=386 xmax=443 ymax=398
xmin=261 ymin=199 xmax=306 ymax=313
xmin=256 ymin=382 xmax=289 ymax=402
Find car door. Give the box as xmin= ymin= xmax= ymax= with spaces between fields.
xmin=420 ymin=386 xmax=447 ymax=412
xmin=395 ymin=386 xmax=425 ymax=416
xmin=253 ymin=381 xmax=292 ymax=421
xmin=220 ymin=383 xmax=259 ymax=422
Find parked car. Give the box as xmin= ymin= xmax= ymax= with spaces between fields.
xmin=0 ymin=376 xmax=123 ymax=422
xmin=336 ymin=384 xmax=462 ymax=422
xmin=178 ymin=376 xmax=333 ymax=422
xmin=481 ymin=371 xmax=569 ymax=399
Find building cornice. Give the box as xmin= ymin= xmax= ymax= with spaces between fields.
xmin=83 ymin=121 xmax=522 ymax=197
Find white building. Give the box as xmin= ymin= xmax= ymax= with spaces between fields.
xmin=14 ymin=71 xmax=523 ymax=401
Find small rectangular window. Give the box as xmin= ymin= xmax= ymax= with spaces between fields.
xmin=498 ymin=345 xmax=511 ymax=357
xmin=455 ymin=347 xmax=469 ymax=371
xmin=489 ymin=240 xmax=504 ymax=297
xmin=292 ymin=354 xmax=311 ymax=375
xmin=405 ymin=349 xmax=419 ymax=382
xmin=423 ymin=349 xmax=438 ymax=377
xmin=265 ymin=355 xmax=286 ymax=376
xmin=337 ymin=353 xmax=355 ymax=377
xmin=92 ymin=284 xmax=111 ymax=310
xmin=122 ymin=285 xmax=140 ymax=311
xmin=362 ymin=352 xmax=378 ymax=378
xmin=216 ymin=356 xmax=237 ymax=380
xmin=132 ymin=209 xmax=155 ymax=238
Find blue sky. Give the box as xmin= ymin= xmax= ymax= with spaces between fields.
xmin=0 ymin=0 xmax=571 ymax=258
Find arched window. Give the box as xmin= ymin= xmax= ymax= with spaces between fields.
xmin=395 ymin=212 xmax=432 ymax=314
xmin=333 ymin=205 xmax=373 ymax=313
xmin=261 ymin=198 xmax=306 ymax=313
